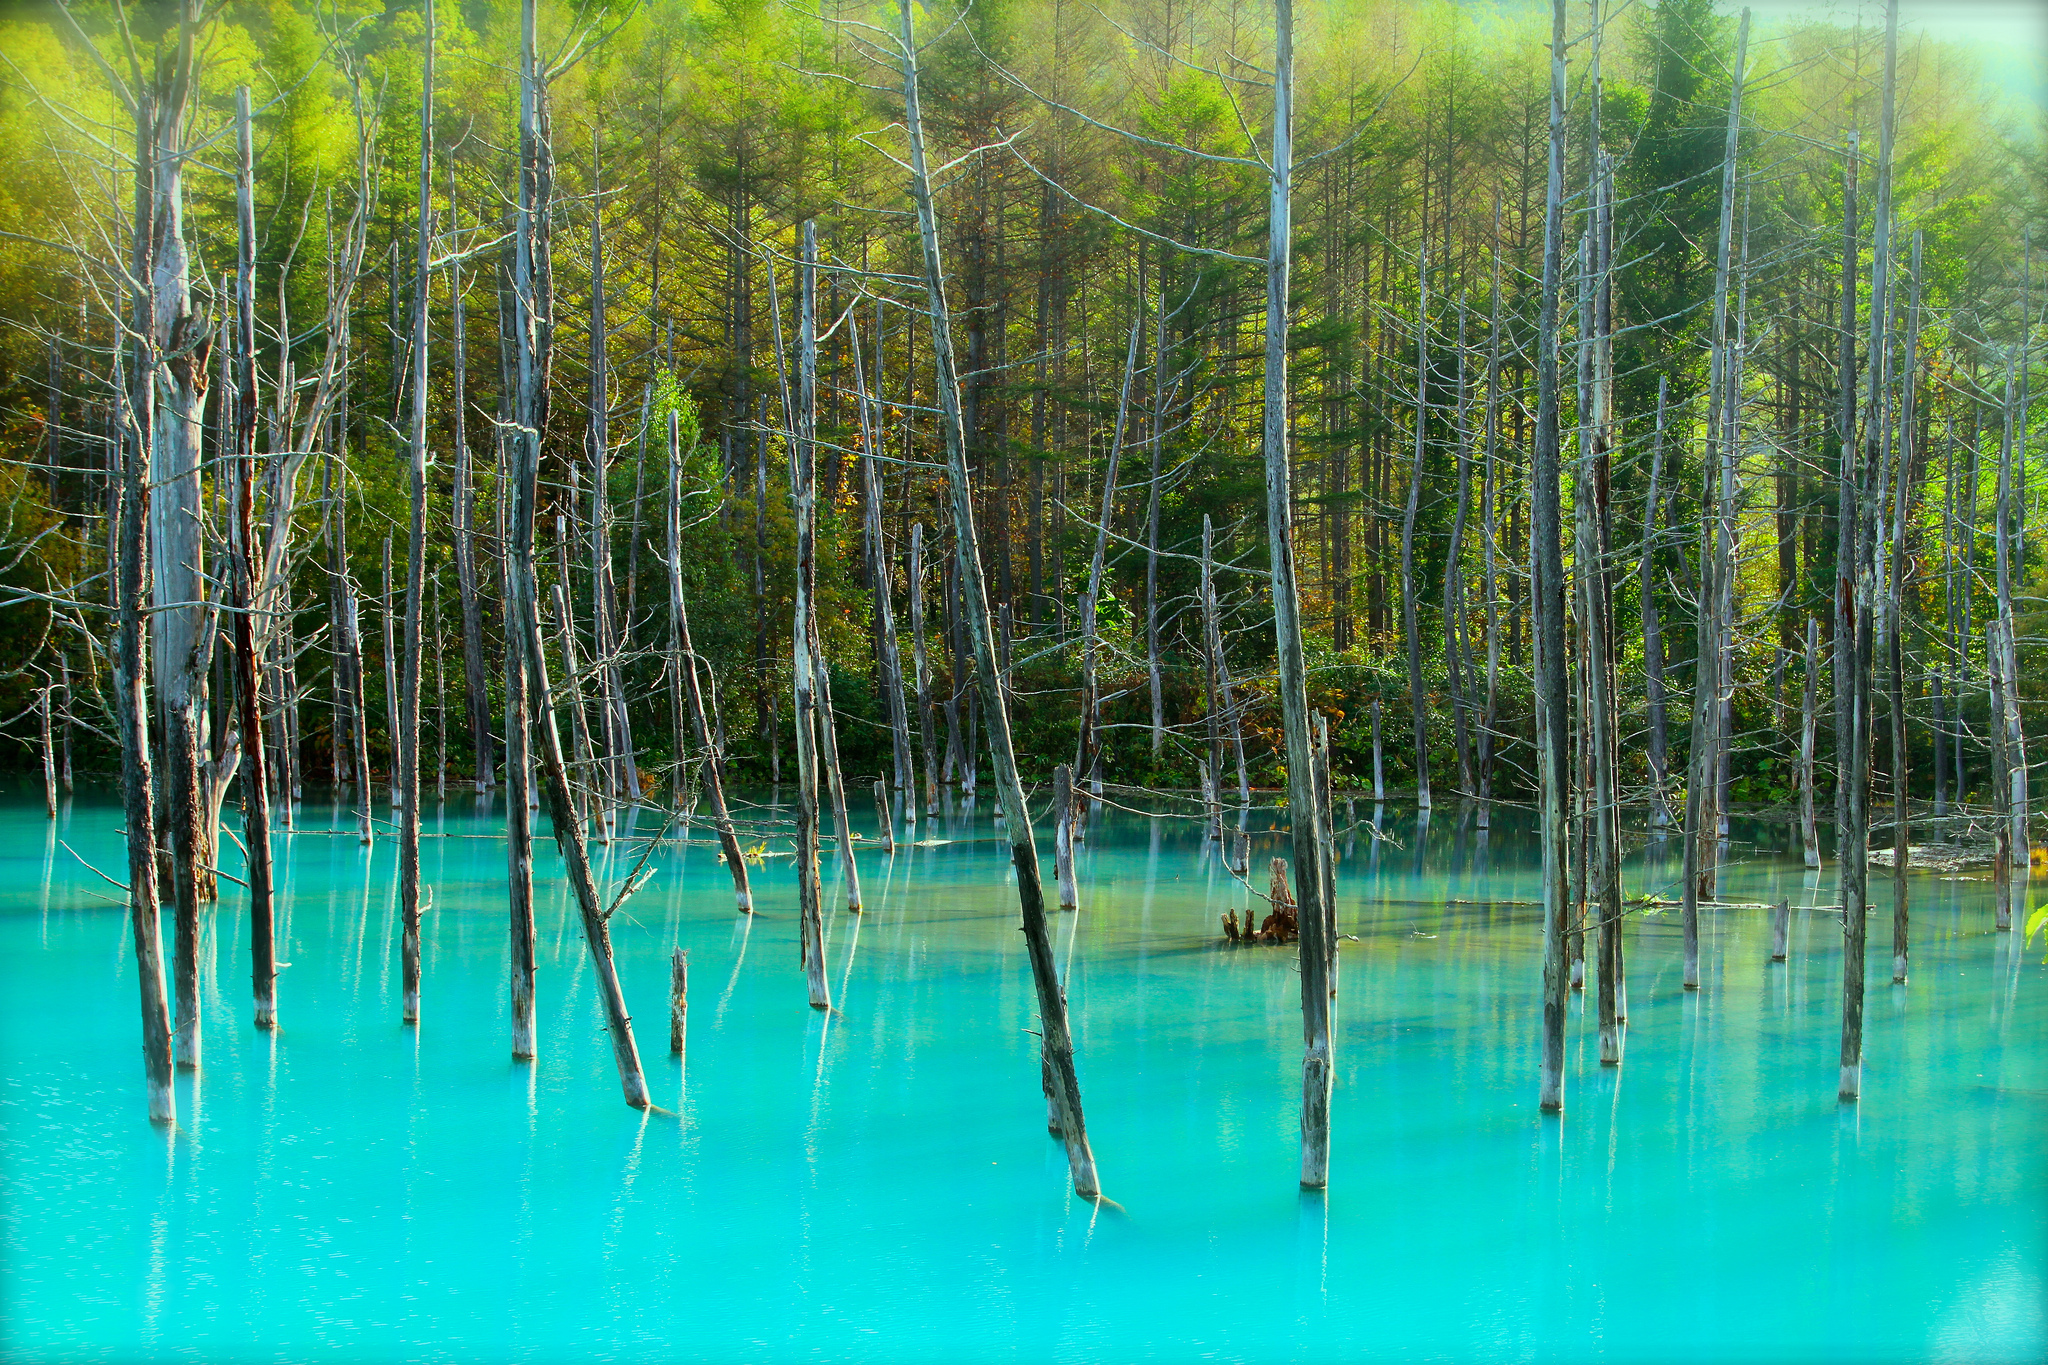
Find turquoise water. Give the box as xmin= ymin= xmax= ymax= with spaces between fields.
xmin=2 ymin=783 xmax=2042 ymax=1363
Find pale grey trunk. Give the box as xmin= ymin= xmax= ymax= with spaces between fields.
xmin=231 ymin=86 xmax=278 ymax=1031
xmin=1534 ymin=0 xmax=1572 ymax=1113
xmin=791 ymin=221 xmax=831 ymax=1008
xmin=398 ymin=0 xmax=433 ymax=1026
xmin=1682 ymin=9 xmax=1748 ymax=993
xmin=1401 ymin=248 xmax=1433 ymax=810
xmin=898 ymin=0 xmax=1098 ymax=1196
xmin=669 ymin=413 xmax=752 ymax=911
xmin=511 ymin=0 xmax=645 ymax=1103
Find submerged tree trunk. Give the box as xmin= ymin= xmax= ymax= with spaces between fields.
xmin=1682 ymin=9 xmax=1748 ymax=994
xmin=397 ymin=0 xmax=434 ymax=1027
xmin=1842 ymin=0 xmax=1897 ymax=1104
xmin=898 ymin=0 xmax=1098 ymax=1197
xmin=908 ymin=524 xmax=939 ymax=816
xmin=143 ymin=7 xmax=213 ymax=1071
xmin=231 ymin=86 xmax=278 ymax=1032
xmin=791 ymin=221 xmax=831 ymax=1008
xmin=1254 ymin=0 xmax=1335 ymax=1187
xmin=511 ymin=0 xmax=647 ymax=1106
xmin=1534 ymin=0 xmax=1572 ymax=1113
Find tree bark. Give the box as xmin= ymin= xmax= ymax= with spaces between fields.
xmin=231 ymin=85 xmax=278 ymax=1031
xmin=669 ymin=412 xmax=753 ymax=911
xmin=1534 ymin=0 xmax=1572 ymax=1113
xmin=397 ymin=0 xmax=434 ymax=1027
xmin=512 ymin=0 xmax=647 ymax=1105
xmin=1402 ymin=247 xmax=1433 ymax=810
xmin=898 ymin=0 xmax=1098 ymax=1196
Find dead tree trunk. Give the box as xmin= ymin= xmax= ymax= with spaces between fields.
xmin=669 ymin=412 xmax=753 ymax=911
xmin=1534 ymin=0 xmax=1573 ymax=1113
xmin=1076 ymin=316 xmax=1142 ymax=796
xmin=230 ymin=86 xmax=278 ymax=1031
xmin=898 ymin=0 xmax=1098 ymax=1196
xmin=397 ymin=0 xmax=434 ymax=1026
xmin=1642 ymin=378 xmax=1671 ymax=827
xmin=797 ymin=227 xmax=861 ymax=913
xmin=450 ymin=177 xmax=493 ymax=792
xmin=1402 ymin=248 xmax=1433 ymax=811
xmin=1682 ymin=9 xmax=1748 ymax=993
xmin=140 ymin=6 xmax=213 ymax=1070
xmin=790 ymin=221 xmax=831 ymax=1009
xmin=909 ymin=524 xmax=938 ymax=816
xmin=854 ymin=325 xmax=914 ymax=796
xmin=511 ymin=0 xmax=648 ymax=1105
xmin=1251 ymin=0 xmax=1335 ymax=1186
xmin=113 ymin=99 xmax=175 ymax=1116
xmin=1800 ymin=619 xmax=1822 ymax=868
xmin=1842 ymin=0 xmax=1897 ymax=1104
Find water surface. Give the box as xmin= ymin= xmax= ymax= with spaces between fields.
xmin=2 ymin=784 xmax=2041 ymax=1362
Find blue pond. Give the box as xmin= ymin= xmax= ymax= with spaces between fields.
xmin=2 ymin=783 xmax=2042 ymax=1362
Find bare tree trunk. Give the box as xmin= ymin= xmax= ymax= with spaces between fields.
xmin=669 ymin=412 xmax=753 ymax=911
xmin=512 ymin=0 xmax=647 ymax=1105
xmin=553 ymin=538 xmax=596 ymax=833
xmin=909 ymin=524 xmax=938 ymax=816
xmin=450 ymin=173 xmax=493 ymax=793
xmin=1834 ymin=130 xmax=1861 ymax=840
xmin=1682 ymin=9 xmax=1748 ymax=993
xmin=141 ymin=6 xmax=213 ymax=1070
xmin=113 ymin=109 xmax=174 ymax=1116
xmin=1889 ymin=230 xmax=1922 ymax=983
xmin=1402 ymin=247 xmax=1433 ymax=810
xmin=1076 ymin=316 xmax=1142 ymax=796
xmin=1534 ymin=0 xmax=1573 ymax=1113
xmin=1201 ymin=515 xmax=1225 ymax=841
xmin=1248 ymin=0 xmax=1335 ymax=1186
xmin=790 ymin=220 xmax=831 ymax=1009
xmin=855 ymin=320 xmax=914 ymax=796
xmin=397 ymin=0 xmax=434 ymax=1027
xmin=231 ymin=86 xmax=278 ymax=1031
xmin=383 ymin=537 xmax=399 ymax=807
xmin=1478 ymin=241 xmax=1503 ymax=825
xmin=1145 ymin=282 xmax=1166 ymax=757
xmin=1842 ymin=0 xmax=1897 ymax=1104
xmin=1994 ymin=343 xmax=2028 ymax=932
xmin=1642 ymin=378 xmax=1671 ymax=827
xmin=898 ymin=0 xmax=1098 ymax=1196
xmin=1801 ymin=619 xmax=1822 ymax=867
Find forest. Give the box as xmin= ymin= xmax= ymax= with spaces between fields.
xmin=0 ymin=0 xmax=2041 ymax=1176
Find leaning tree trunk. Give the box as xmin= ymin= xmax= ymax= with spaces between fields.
xmin=668 ymin=413 xmax=753 ymax=911
xmin=1075 ymin=316 xmax=1142 ymax=795
xmin=510 ymin=0 xmax=647 ymax=1106
xmin=898 ymin=0 xmax=1099 ymax=1197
